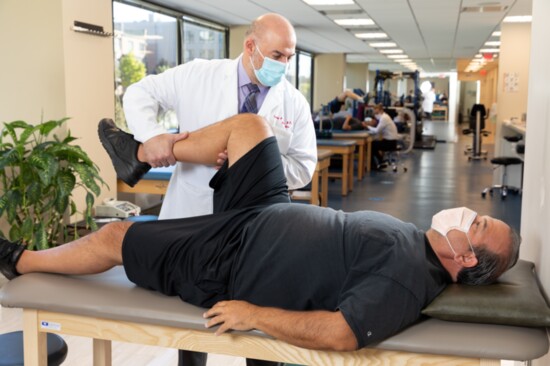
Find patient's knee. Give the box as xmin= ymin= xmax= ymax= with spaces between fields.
xmin=239 ymin=114 xmax=272 ymax=137
xmin=96 ymin=221 xmax=133 ymax=243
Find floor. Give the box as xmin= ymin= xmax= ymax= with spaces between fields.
xmin=0 ymin=119 xmax=521 ymax=365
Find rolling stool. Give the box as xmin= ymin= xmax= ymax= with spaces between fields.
xmin=481 ymin=156 xmax=523 ymax=199
xmin=0 ymin=331 xmax=68 ymax=366
xmin=384 ymin=145 xmax=408 ymax=173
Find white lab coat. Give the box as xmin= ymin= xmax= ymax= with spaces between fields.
xmin=422 ymin=90 xmax=435 ymax=114
xmin=123 ymin=56 xmax=317 ymax=219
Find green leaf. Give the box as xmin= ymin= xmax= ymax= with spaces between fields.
xmin=8 ymin=225 xmax=21 ymax=243
xmin=74 ymin=164 xmax=101 ymax=196
xmin=29 ymin=153 xmax=59 ymax=186
xmin=38 ymin=120 xmax=63 ymax=136
xmin=86 ymin=215 xmax=98 ymax=232
xmin=2 ymin=121 xmax=32 ymax=143
xmin=54 ymin=194 xmax=69 ymax=215
xmin=21 ymin=217 xmax=34 ymax=240
xmin=25 ymin=181 xmax=43 ymax=205
xmin=0 ymin=149 xmax=22 ymax=168
xmin=70 ymin=201 xmax=77 ymax=216
xmin=34 ymin=222 xmax=49 ymax=250
xmin=0 ymin=196 xmax=7 ymax=217
xmin=57 ymin=171 xmax=76 ymax=198
xmin=6 ymin=190 xmax=22 ymax=222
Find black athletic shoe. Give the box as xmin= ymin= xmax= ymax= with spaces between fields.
xmin=0 ymin=237 xmax=25 ymax=280
xmin=98 ymin=118 xmax=151 ymax=187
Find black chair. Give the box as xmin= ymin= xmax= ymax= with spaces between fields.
xmin=463 ymin=104 xmax=490 ymax=160
xmin=0 ymin=331 xmax=68 ymax=366
xmin=482 ymin=156 xmax=523 ymax=199
xmin=384 ymin=144 xmax=408 ymax=173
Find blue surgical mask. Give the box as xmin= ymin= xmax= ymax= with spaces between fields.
xmin=251 ymin=45 xmax=287 ymax=87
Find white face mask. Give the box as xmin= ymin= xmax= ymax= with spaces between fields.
xmin=431 ymin=207 xmax=477 ymax=256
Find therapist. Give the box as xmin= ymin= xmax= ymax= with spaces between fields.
xmin=123 ymin=12 xmax=317 ymax=220
xmin=122 ymin=12 xmax=315 ymax=366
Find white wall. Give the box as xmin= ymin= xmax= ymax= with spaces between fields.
xmin=345 ymin=63 xmax=368 ymax=94
xmin=521 ymin=0 xmax=550 ymax=364
xmin=229 ymin=25 xmax=247 ymax=59
xmin=495 ymin=22 xmax=531 ymax=154
xmin=313 ymin=53 xmax=345 ymax=111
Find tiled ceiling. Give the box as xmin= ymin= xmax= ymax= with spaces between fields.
xmin=151 ymin=0 xmax=532 ymax=73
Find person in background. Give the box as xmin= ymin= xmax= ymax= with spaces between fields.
xmin=364 ymin=104 xmax=400 ymax=170
xmin=422 ymin=82 xmax=436 ymax=120
xmin=439 ymin=92 xmax=448 ymax=104
xmin=329 ymin=98 xmax=365 ymax=130
xmin=121 ymin=12 xmax=316 ymax=366
xmin=325 ymin=89 xmax=365 ymax=115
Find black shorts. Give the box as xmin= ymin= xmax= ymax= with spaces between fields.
xmin=327 ymin=97 xmax=343 ymax=114
xmin=122 ymin=137 xmax=290 ymax=307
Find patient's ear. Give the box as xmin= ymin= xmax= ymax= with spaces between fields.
xmin=455 ymin=252 xmax=478 ymax=268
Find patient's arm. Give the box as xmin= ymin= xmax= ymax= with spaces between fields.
xmin=204 ymin=300 xmax=357 ymax=351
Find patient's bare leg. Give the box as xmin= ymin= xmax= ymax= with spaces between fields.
xmin=15 ymin=221 xmax=132 ymax=275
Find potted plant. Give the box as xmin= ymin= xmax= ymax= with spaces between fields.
xmin=0 ymin=118 xmax=106 ymax=250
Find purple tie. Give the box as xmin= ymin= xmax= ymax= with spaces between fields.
xmin=241 ymin=83 xmax=260 ymax=114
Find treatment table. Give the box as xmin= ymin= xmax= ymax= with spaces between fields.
xmin=1 ymin=261 xmax=548 ymax=366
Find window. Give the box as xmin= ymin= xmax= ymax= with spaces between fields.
xmin=298 ymin=51 xmax=313 ymax=107
xmin=113 ymin=1 xmax=227 ymax=130
xmin=286 ymin=56 xmax=297 ymax=86
xmin=182 ymin=19 xmax=226 ymax=63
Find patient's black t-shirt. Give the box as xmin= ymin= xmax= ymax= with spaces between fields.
xmin=230 ymin=204 xmax=450 ymax=347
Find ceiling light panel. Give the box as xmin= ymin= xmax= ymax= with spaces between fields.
xmin=369 ymin=42 xmax=397 ymax=48
xmin=355 ymin=32 xmax=387 ymax=39
xmin=334 ymin=18 xmax=374 ymax=26
xmin=461 ymin=5 xmax=508 ymax=13
xmin=303 ymin=0 xmax=355 ymax=5
xmin=503 ymin=15 xmax=532 ymax=23
xmin=379 ymin=49 xmax=403 ymax=54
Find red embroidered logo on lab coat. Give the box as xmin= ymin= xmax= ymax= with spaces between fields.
xmin=274 ymin=115 xmax=292 ymax=129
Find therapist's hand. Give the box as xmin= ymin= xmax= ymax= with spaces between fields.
xmin=142 ymin=132 xmax=188 ymax=168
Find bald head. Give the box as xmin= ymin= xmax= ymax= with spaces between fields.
xmin=246 ymin=13 xmax=296 ymax=45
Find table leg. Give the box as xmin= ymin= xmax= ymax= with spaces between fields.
xmin=310 ymin=170 xmax=320 ymax=206
xmin=342 ymin=153 xmax=349 ymax=196
xmin=357 ymin=145 xmax=365 ymax=181
xmin=366 ymin=139 xmax=372 ymax=172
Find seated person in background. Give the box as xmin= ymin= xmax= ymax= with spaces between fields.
xmin=393 ymin=110 xmax=411 ymax=133
xmin=0 ymin=115 xmax=520 ymax=352
xmin=364 ymin=103 xmax=401 ymax=169
xmin=326 ymin=89 xmax=365 ymax=115
xmin=439 ymin=92 xmax=448 ymax=104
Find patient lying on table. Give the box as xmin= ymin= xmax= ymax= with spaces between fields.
xmin=0 ymin=114 xmax=520 ymax=351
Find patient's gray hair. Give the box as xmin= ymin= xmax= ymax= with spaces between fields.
xmin=457 ymin=227 xmax=521 ymax=285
